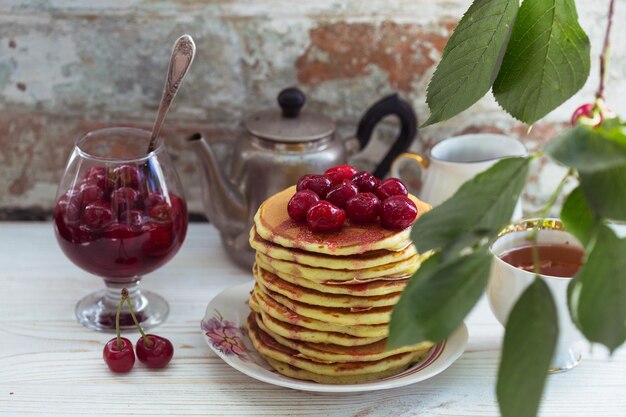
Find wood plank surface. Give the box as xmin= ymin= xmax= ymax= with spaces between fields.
xmin=0 ymin=222 xmax=624 ymax=417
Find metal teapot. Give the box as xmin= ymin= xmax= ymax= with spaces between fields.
xmin=188 ymin=87 xmax=417 ymax=268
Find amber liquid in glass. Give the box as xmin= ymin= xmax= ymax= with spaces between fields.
xmin=499 ymin=244 xmax=584 ymax=278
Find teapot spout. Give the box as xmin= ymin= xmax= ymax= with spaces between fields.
xmin=187 ymin=133 xmax=247 ymax=236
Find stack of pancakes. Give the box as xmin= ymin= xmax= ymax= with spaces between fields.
xmin=246 ymin=186 xmax=434 ymax=384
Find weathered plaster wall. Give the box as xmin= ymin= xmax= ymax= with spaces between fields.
xmin=1 ymin=0 xmax=624 ymax=219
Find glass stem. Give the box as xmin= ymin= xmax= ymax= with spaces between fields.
xmin=104 ymin=279 xmax=143 ymax=313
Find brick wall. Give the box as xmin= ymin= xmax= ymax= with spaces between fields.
xmin=1 ymin=0 xmax=624 ymax=219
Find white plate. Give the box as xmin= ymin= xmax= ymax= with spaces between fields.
xmin=201 ymin=281 xmax=468 ymax=393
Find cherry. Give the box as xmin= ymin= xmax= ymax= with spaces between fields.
xmin=85 ymin=166 xmax=108 ymax=179
xmin=54 ymin=197 xmax=81 ymax=241
xmin=83 ymin=200 xmax=114 ymax=231
xmin=148 ymin=203 xmax=173 ymax=224
xmin=81 ymin=173 xmax=110 ymax=192
xmin=571 ymin=103 xmax=599 ymax=126
xmin=346 ymin=192 xmax=381 ymax=224
xmin=306 ymin=201 xmax=345 ymax=233
xmin=352 ymin=171 xmax=381 ymax=193
xmin=103 ymin=222 xmax=139 ymax=240
xmin=79 ymin=183 xmax=105 ymax=207
xmin=123 ymin=288 xmax=174 ymax=369
xmin=103 ymin=288 xmax=136 ymax=373
xmin=324 ymin=164 xmax=358 ymax=186
xmin=136 ymin=335 xmax=174 ymax=369
xmin=380 ymin=195 xmax=418 ymax=230
xmin=114 ymin=164 xmax=142 ymax=188
xmin=55 ymin=193 xmax=82 ymax=224
xmin=375 ymin=178 xmax=408 ymax=200
xmin=144 ymin=193 xmax=167 ymax=209
xmin=111 ymin=187 xmax=140 ymax=215
xmin=168 ymin=193 xmax=188 ymax=233
xmin=570 ymin=102 xmax=614 ymax=127
xmin=326 ymin=180 xmax=359 ymax=209
xmin=296 ymin=174 xmax=316 ymax=191
xmin=60 ymin=187 xmax=83 ymax=204
xmin=141 ymin=222 xmax=175 ymax=256
xmin=103 ymin=337 xmax=135 ymax=373
xmin=119 ymin=209 xmax=144 ymax=228
xmin=83 ymin=165 xmax=114 ymax=189
xmin=288 ymin=190 xmax=320 ymax=222
xmin=296 ymin=174 xmax=333 ymax=198
xmin=103 ymin=288 xmax=174 ymax=372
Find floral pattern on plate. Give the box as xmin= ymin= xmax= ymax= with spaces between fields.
xmin=202 ymin=310 xmax=250 ymax=362
xmin=201 ymin=282 xmax=468 ymax=393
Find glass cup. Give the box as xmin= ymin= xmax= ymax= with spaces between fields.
xmin=488 ymin=219 xmax=584 ymax=372
xmin=54 ymin=127 xmax=188 ymax=331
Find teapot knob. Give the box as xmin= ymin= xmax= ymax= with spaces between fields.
xmin=278 ymin=87 xmax=306 ymax=118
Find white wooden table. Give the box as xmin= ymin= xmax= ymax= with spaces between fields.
xmin=1 ymin=222 xmax=625 ymax=417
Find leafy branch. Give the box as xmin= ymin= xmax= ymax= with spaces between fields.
xmin=390 ymin=1 xmax=625 ymax=416
xmin=423 ymin=0 xmax=590 ymax=126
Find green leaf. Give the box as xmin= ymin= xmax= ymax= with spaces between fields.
xmin=411 ymin=156 xmax=530 ymax=254
xmin=569 ymin=224 xmax=626 ymax=352
xmin=388 ymin=248 xmax=492 ymax=348
xmin=492 ymin=0 xmax=590 ymax=124
xmin=560 ymin=186 xmax=598 ymax=247
xmin=423 ymin=0 xmax=519 ymax=126
xmin=497 ymin=278 xmax=558 ymax=417
xmin=544 ymin=124 xmax=626 ymax=173
xmin=579 ymin=166 xmax=626 ymax=221
xmin=545 ymin=122 xmax=626 ymax=221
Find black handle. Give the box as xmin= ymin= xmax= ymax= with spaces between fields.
xmin=278 ymin=87 xmax=306 ymax=118
xmin=356 ymin=94 xmax=418 ymax=179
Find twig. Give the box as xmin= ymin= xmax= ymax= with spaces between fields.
xmin=596 ymin=0 xmax=616 ymax=99
xmin=530 ymin=169 xmax=573 ymax=275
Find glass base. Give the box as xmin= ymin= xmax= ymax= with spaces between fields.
xmin=75 ymin=282 xmax=169 ymax=332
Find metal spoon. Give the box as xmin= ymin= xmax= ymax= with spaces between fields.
xmin=147 ymin=34 xmax=196 ymax=153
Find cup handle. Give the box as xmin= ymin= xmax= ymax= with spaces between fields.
xmin=390 ymin=152 xmax=429 ymax=175
xmin=390 ymin=152 xmax=429 ymax=194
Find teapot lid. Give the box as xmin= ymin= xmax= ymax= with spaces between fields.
xmin=244 ymin=87 xmax=336 ymax=143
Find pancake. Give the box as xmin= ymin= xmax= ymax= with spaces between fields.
xmin=252 ymin=306 xmax=385 ymax=346
xmin=246 ymin=183 xmax=432 ymax=385
xmin=246 ymin=313 xmax=428 ymax=377
xmin=264 ymin=357 xmax=414 ymax=384
xmin=249 ymin=289 xmax=388 ymax=338
xmin=254 ymin=265 xmax=401 ymax=308
xmin=257 ymin=282 xmax=393 ymax=325
xmin=253 ymin=313 xmax=432 ymax=363
xmin=254 ymin=186 xmax=430 ymax=256
xmin=256 ymin=252 xmax=421 ymax=283
xmin=256 ymin=263 xmax=409 ymax=296
xmin=250 ymin=226 xmax=418 ymax=270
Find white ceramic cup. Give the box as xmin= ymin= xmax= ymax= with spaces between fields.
xmin=390 ymin=134 xmax=527 ymax=217
xmin=488 ymin=219 xmax=585 ymax=372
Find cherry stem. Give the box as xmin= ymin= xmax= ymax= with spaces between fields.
xmin=124 ymin=296 xmax=153 ymax=348
xmin=115 ymin=291 xmax=124 ymax=351
xmin=596 ymin=0 xmax=615 ymax=100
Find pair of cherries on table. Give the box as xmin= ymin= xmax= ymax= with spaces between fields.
xmin=103 ymin=289 xmax=174 ymax=373
xmin=288 ymin=165 xmax=418 ymax=232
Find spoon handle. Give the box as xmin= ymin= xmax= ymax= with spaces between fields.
xmin=147 ymin=34 xmax=196 ymax=153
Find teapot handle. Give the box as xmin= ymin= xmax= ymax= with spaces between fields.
xmin=356 ymin=94 xmax=417 ymax=179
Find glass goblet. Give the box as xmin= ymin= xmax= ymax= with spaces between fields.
xmin=54 ymin=127 xmax=188 ymax=331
